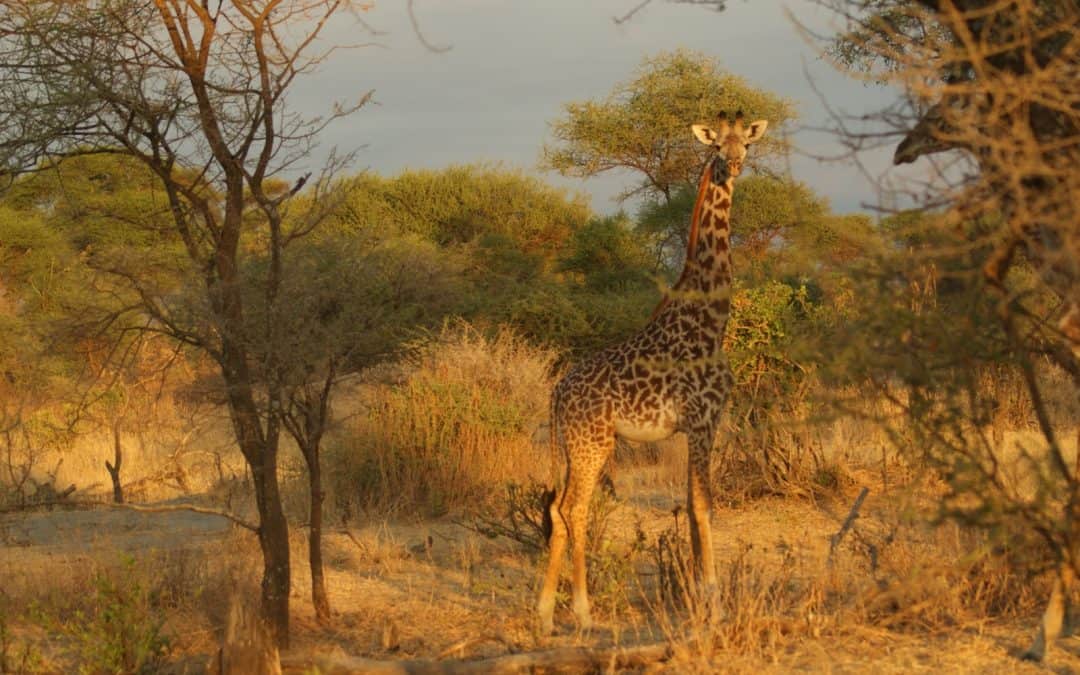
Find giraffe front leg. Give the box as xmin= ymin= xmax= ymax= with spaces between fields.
xmin=687 ymin=430 xmax=717 ymax=591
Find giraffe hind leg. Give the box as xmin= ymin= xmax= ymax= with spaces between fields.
xmin=537 ymin=431 xmax=610 ymax=634
xmin=566 ymin=448 xmax=608 ymax=631
xmin=537 ymin=487 xmax=568 ymax=635
xmin=1023 ymin=563 xmax=1075 ymax=661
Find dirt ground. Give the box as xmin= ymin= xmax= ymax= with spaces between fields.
xmin=6 ymin=465 xmax=1080 ymax=674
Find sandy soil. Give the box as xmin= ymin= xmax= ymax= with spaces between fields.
xmin=0 ymin=503 xmax=232 ymax=552
xmin=5 ymin=470 xmax=1080 ymax=673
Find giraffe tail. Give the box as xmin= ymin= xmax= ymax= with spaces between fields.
xmin=541 ymin=486 xmax=556 ymax=546
xmin=542 ymin=386 xmax=562 ymax=546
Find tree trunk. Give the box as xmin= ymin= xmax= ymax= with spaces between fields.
xmin=105 ymin=421 xmax=124 ymax=504
xmin=224 ymin=350 xmax=291 ymax=649
xmin=284 ymin=375 xmax=335 ymax=626
xmin=307 ymin=446 xmax=331 ymax=624
xmin=251 ymin=441 xmax=291 ymax=649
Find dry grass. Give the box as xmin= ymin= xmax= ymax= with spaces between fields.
xmin=0 ymin=462 xmax=1072 ymax=673
xmin=644 ymin=491 xmax=1048 ymax=673
xmin=1 ymin=332 xmax=1075 ymax=672
xmin=0 ymin=528 xmax=257 ymax=672
xmin=1 ymin=392 xmax=242 ymax=509
xmin=323 ymin=322 xmax=558 ymax=517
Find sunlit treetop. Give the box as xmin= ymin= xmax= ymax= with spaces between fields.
xmin=542 ymin=49 xmax=796 ymax=203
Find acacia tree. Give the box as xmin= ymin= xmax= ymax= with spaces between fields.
xmin=544 ymin=50 xmax=798 ymax=273
xmin=0 ymin=0 xmax=370 ymax=647
xmin=820 ymin=0 xmax=1080 ymax=660
xmin=543 ymin=49 xmax=795 ymax=204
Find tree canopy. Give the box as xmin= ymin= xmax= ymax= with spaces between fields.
xmin=542 ymin=49 xmax=796 ymax=203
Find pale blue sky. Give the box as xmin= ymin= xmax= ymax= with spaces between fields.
xmin=294 ymin=0 xmax=910 ymax=215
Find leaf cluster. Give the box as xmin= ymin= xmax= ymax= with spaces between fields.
xmin=543 ymin=49 xmax=796 ymax=202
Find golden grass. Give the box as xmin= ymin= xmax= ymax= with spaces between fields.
xmin=0 ymin=467 xmax=1068 ymax=673
xmin=646 ymin=495 xmax=1047 ymax=673
xmin=0 ymin=528 xmax=258 ymax=671
xmin=324 ymin=321 xmax=558 ymax=516
xmin=2 ymin=331 xmax=1075 ymax=672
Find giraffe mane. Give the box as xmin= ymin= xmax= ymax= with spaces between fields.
xmin=648 ymin=160 xmax=715 ymax=321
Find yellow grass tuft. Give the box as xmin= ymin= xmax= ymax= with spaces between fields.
xmin=325 ymin=321 xmax=558 ymax=516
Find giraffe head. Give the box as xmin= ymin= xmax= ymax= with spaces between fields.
xmin=691 ymin=111 xmax=768 ymax=181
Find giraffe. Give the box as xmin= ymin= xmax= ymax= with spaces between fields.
xmin=537 ymin=111 xmax=768 ymax=635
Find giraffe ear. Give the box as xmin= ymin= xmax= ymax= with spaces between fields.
xmin=691 ymin=124 xmax=717 ymax=145
xmin=744 ymin=120 xmax=768 ymax=143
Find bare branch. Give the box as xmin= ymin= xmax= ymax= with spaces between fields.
xmin=406 ymin=0 xmax=451 ymax=53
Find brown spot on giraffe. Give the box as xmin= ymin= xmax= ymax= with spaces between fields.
xmin=537 ymin=112 xmax=769 ymax=634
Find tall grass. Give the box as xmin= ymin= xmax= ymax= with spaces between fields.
xmin=650 ymin=513 xmax=1041 ymax=672
xmin=327 ymin=322 xmax=557 ymax=516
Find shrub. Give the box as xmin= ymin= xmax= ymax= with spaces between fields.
xmin=62 ymin=556 xmax=170 ymax=675
xmin=327 ymin=321 xmax=557 ymax=516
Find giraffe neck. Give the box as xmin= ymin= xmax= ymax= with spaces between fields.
xmin=647 ymin=158 xmax=733 ymax=324
xmin=683 ymin=163 xmax=734 ymax=296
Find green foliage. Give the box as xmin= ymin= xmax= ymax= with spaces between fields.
xmin=3 ymin=155 xmax=178 ymax=253
xmin=731 ymin=177 xmax=828 ymax=269
xmin=543 ymin=49 xmax=796 ymax=202
xmin=476 ymin=210 xmax=662 ymax=355
xmin=727 ymin=280 xmax=805 ymax=373
xmin=501 ymin=283 xmax=594 ymax=349
xmin=0 ymin=202 xmax=84 ymax=502
xmin=0 ymin=206 xmax=70 ymax=297
xmin=560 ymin=213 xmax=653 ymax=292
xmin=567 ymin=286 xmax=659 ymax=354
xmin=61 ymin=557 xmax=170 ymax=675
xmin=635 ymin=185 xmax=696 ymax=273
xmin=473 ymin=232 xmax=545 ymax=283
xmin=720 ymin=277 xmax=838 ymax=495
xmin=318 ymin=165 xmax=665 ymax=357
xmin=635 ymin=175 xmax=852 ymax=282
xmin=0 ymin=157 xmax=190 ymax=438
xmin=239 ymin=231 xmax=473 ymax=380
xmin=0 ymin=605 xmax=44 ymax=673
xmin=331 ymin=164 xmax=591 ymax=260
xmin=826 ymin=0 xmax=950 ymax=77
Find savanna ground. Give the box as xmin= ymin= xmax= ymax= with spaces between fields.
xmin=3 ymin=329 xmax=1079 ymax=673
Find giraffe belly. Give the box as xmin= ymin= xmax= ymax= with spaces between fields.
xmin=614 ymin=416 xmax=677 ymax=443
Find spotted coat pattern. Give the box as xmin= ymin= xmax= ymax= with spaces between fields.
xmin=537 ymin=116 xmax=769 ymax=634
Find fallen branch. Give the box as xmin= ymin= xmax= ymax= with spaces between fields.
xmin=828 ymin=486 xmax=869 ymax=563
xmin=280 ymin=641 xmax=672 ymax=674
xmin=0 ymin=499 xmax=258 ymax=532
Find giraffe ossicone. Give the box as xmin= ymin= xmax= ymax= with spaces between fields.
xmin=537 ymin=113 xmax=769 ymax=635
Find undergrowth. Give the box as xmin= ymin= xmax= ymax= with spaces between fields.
xmin=29 ymin=556 xmax=171 ymax=674
xmin=326 ymin=322 xmax=557 ymax=516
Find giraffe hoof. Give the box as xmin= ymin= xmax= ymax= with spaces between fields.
xmin=572 ymin=598 xmax=593 ymax=632
xmin=537 ymin=613 xmax=556 ymax=637
xmin=574 ymin=613 xmax=593 ymax=633
xmin=1020 ymin=647 xmax=1045 ymax=662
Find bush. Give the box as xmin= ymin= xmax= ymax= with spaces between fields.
xmin=718 ymin=280 xmax=830 ymax=497
xmin=61 ymin=556 xmax=170 ymax=675
xmin=327 ymin=322 xmax=557 ymax=516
